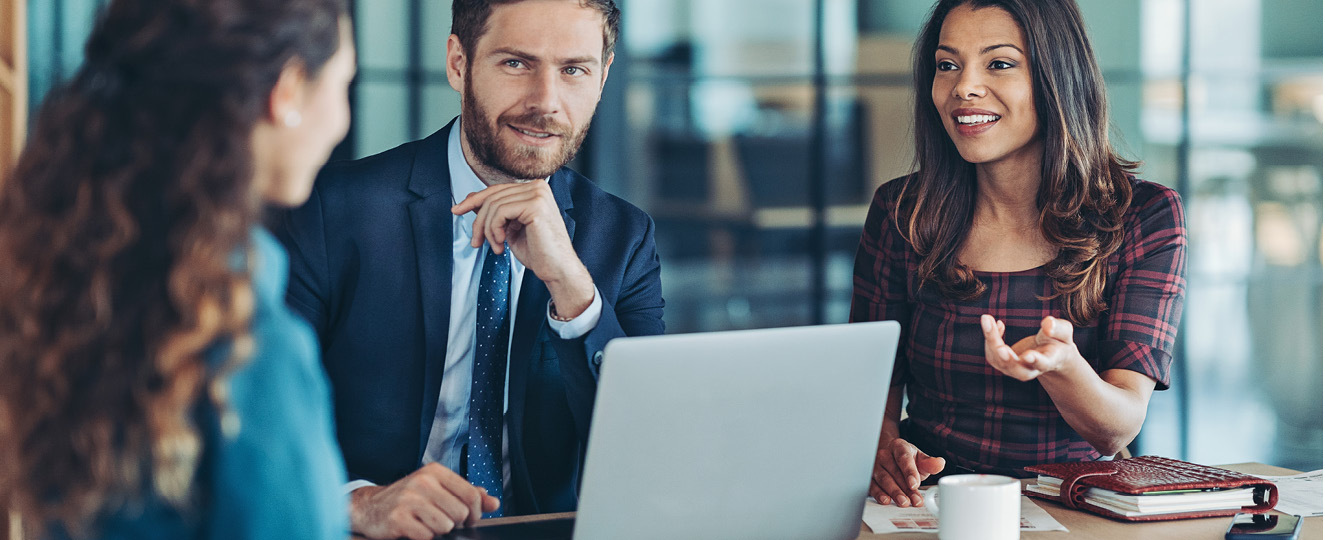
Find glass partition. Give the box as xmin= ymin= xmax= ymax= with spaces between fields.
xmin=23 ymin=0 xmax=1323 ymax=471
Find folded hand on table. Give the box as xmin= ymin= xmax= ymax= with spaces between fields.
xmin=349 ymin=463 xmax=500 ymax=540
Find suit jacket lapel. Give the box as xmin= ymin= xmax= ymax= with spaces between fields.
xmin=551 ymin=169 xmax=576 ymax=241
xmin=408 ymin=121 xmax=457 ymax=461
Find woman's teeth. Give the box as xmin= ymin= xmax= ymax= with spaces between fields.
xmin=957 ymin=114 xmax=1000 ymax=125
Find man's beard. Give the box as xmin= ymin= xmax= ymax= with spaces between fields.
xmin=461 ymin=77 xmax=592 ymax=181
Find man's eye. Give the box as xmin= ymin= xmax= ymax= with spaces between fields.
xmin=504 ymin=59 xmax=524 ymax=68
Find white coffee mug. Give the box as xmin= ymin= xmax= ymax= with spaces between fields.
xmin=921 ymin=474 xmax=1021 ymax=540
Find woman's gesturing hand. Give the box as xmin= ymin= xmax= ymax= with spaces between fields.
xmin=981 ymin=314 xmax=1081 ymax=381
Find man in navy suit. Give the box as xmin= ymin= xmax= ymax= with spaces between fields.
xmin=275 ymin=1 xmax=663 ymax=538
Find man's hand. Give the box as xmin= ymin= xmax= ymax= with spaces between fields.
xmin=349 ymin=463 xmax=500 ymax=540
xmin=452 ymin=179 xmax=594 ymax=318
xmin=871 ymin=438 xmax=946 ymax=507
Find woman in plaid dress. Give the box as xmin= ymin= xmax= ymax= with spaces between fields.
xmin=852 ymin=0 xmax=1187 ymax=507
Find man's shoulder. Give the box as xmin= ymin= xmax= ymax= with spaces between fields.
xmin=311 ymin=126 xmax=453 ymax=205
xmin=314 ymin=141 xmax=423 ymax=197
xmin=557 ymin=168 xmax=653 ymax=229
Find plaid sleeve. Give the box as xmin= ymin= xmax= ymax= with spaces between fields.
xmin=850 ymin=180 xmax=913 ymax=387
xmin=1097 ymin=182 xmax=1188 ymax=390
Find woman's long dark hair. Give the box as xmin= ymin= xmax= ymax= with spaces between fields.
xmin=897 ymin=0 xmax=1135 ymax=325
xmin=0 ymin=0 xmax=345 ymax=534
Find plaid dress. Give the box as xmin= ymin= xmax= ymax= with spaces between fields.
xmin=850 ymin=175 xmax=1187 ymax=477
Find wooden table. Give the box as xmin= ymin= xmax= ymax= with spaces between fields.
xmin=854 ymin=463 xmax=1319 ymax=539
xmin=466 ymin=463 xmax=1319 ymax=539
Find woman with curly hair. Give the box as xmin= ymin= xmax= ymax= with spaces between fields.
xmin=0 ymin=0 xmax=356 ymax=537
xmin=851 ymin=0 xmax=1187 ymax=507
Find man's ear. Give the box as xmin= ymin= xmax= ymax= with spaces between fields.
xmin=446 ymin=34 xmax=467 ymax=94
xmin=267 ymin=60 xmax=309 ymax=125
xmin=599 ymin=52 xmax=615 ymax=93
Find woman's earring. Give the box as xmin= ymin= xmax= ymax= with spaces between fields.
xmin=283 ymin=110 xmax=303 ymax=128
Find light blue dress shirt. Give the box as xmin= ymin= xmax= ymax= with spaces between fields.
xmin=344 ymin=119 xmax=602 ymax=494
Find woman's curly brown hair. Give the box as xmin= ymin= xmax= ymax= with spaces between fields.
xmin=0 ymin=0 xmax=345 ymax=535
xmin=900 ymin=0 xmax=1135 ymax=326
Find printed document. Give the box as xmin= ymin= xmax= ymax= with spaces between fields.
xmin=861 ymin=493 xmax=1068 ymax=534
xmin=1255 ymin=470 xmax=1323 ymax=517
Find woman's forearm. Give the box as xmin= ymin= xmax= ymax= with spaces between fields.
xmin=1038 ymin=357 xmax=1156 ymax=456
xmin=879 ymin=385 xmax=905 ymax=444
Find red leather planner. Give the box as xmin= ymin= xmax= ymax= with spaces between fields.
xmin=1024 ymin=455 xmax=1280 ymax=522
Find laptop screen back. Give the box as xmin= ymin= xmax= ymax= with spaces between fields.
xmin=573 ymin=321 xmax=900 ymax=540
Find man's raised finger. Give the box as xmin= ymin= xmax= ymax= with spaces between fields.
xmin=482 ymin=494 xmax=501 ymax=513
xmin=452 ymin=189 xmax=494 ymax=216
xmin=452 ymin=183 xmax=521 ymax=215
xmin=475 ymin=487 xmax=501 ymax=522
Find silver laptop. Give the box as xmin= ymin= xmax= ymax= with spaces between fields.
xmin=446 ymin=321 xmax=899 ymax=540
xmin=573 ymin=321 xmax=899 ymax=540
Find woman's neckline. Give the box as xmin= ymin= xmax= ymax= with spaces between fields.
xmin=968 ymin=264 xmax=1047 ymax=276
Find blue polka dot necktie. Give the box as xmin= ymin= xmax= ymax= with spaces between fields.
xmin=469 ymin=245 xmax=509 ymax=517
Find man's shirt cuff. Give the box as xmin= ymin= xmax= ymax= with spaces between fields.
xmin=343 ymin=479 xmax=377 ymax=497
xmin=547 ymin=286 xmax=602 ymax=339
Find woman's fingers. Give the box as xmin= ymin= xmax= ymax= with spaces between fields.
xmin=983 ymin=335 xmax=1022 ymax=374
xmin=980 ymin=314 xmax=998 ymax=340
xmin=1038 ymin=315 xmax=1074 ymax=344
xmin=983 ymin=314 xmax=1080 ymax=382
xmin=981 ymin=315 xmax=1012 ymax=358
xmin=869 ymin=482 xmax=889 ymax=505
xmin=916 ymin=452 xmax=947 ymax=476
xmin=872 ymin=452 xmax=909 ymax=506
xmin=990 ymin=338 xmax=1043 ymax=381
xmin=892 ymin=440 xmax=923 ymax=491
xmin=870 ymin=467 xmax=900 ymax=505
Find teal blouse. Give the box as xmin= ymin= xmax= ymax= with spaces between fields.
xmin=55 ymin=228 xmax=348 ymax=539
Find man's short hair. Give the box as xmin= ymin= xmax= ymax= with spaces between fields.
xmin=451 ymin=0 xmax=620 ymax=62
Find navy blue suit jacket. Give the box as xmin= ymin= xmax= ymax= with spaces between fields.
xmin=274 ymin=121 xmax=665 ymax=514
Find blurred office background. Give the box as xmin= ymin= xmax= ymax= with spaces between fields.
xmin=18 ymin=0 xmax=1323 ymax=471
